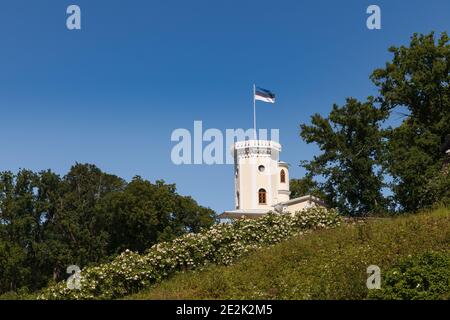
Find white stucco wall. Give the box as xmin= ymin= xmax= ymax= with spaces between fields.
xmin=233 ymin=140 xmax=289 ymax=211
xmin=283 ymin=200 xmax=319 ymax=215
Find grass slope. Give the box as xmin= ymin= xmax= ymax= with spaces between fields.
xmin=126 ymin=207 xmax=450 ymax=300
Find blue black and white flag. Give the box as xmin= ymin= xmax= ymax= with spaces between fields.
xmin=254 ymin=87 xmax=276 ymax=104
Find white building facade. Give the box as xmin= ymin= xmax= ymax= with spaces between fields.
xmin=221 ymin=139 xmax=325 ymax=219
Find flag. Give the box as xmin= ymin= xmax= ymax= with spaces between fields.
xmin=254 ymin=87 xmax=276 ymax=103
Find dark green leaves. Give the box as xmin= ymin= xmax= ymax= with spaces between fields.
xmin=0 ymin=163 xmax=215 ymax=295
xmin=300 ymin=98 xmax=388 ymax=215
xmin=300 ymin=32 xmax=449 ymax=214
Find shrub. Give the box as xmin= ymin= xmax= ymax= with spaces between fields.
xmin=125 ymin=208 xmax=450 ymax=300
xmin=37 ymin=207 xmax=341 ymax=300
xmin=368 ymin=251 xmax=450 ymax=300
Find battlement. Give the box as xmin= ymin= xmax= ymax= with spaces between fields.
xmin=233 ymin=140 xmax=282 ymax=152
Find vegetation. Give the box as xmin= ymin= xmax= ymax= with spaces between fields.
xmin=300 ymin=32 xmax=450 ymax=214
xmin=289 ymin=176 xmax=325 ymax=200
xmin=0 ymin=163 xmax=215 ymax=296
xmin=37 ymin=207 xmax=340 ymax=300
xmin=369 ymin=251 xmax=450 ymax=300
xmin=300 ymin=98 xmax=388 ymax=215
xmin=372 ymin=33 xmax=450 ymax=212
xmin=125 ymin=207 xmax=450 ymax=300
xmin=1 ymin=32 xmax=448 ymax=300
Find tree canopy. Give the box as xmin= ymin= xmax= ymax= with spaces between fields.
xmin=300 ymin=98 xmax=389 ymax=215
xmin=0 ymin=163 xmax=215 ymax=294
xmin=299 ymin=32 xmax=449 ymax=214
xmin=371 ymin=32 xmax=450 ymax=212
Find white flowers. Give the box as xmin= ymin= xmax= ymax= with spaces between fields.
xmin=38 ymin=207 xmax=341 ymax=300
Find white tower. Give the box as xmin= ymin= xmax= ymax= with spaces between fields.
xmin=232 ymin=140 xmax=290 ymax=211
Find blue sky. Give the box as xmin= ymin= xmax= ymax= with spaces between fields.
xmin=0 ymin=0 xmax=449 ymax=214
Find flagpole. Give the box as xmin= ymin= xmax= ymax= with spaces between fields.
xmin=253 ymin=84 xmax=257 ymax=140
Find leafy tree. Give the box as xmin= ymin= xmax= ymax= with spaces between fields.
xmin=99 ymin=177 xmax=215 ymax=253
xmin=421 ymin=172 xmax=450 ymax=207
xmin=300 ymin=98 xmax=388 ymax=215
xmin=173 ymin=194 xmax=216 ymax=234
xmin=370 ymin=32 xmax=450 ymax=211
xmin=0 ymin=163 xmax=215 ymax=295
xmin=289 ymin=176 xmax=325 ymax=199
xmin=42 ymin=164 xmax=126 ymax=281
xmin=0 ymin=170 xmax=37 ymax=291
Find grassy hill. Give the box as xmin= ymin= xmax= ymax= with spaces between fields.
xmin=126 ymin=207 xmax=450 ymax=300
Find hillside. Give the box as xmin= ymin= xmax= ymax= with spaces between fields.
xmin=37 ymin=207 xmax=341 ymax=299
xmin=126 ymin=207 xmax=450 ymax=300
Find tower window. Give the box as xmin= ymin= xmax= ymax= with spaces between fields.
xmin=258 ymin=188 xmax=267 ymax=204
xmin=280 ymin=169 xmax=286 ymax=183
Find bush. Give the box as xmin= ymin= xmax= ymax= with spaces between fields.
xmin=125 ymin=207 xmax=450 ymax=300
xmin=37 ymin=207 xmax=341 ymax=300
xmin=368 ymin=251 xmax=450 ymax=300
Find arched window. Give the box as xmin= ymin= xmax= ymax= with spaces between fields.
xmin=280 ymin=169 xmax=286 ymax=183
xmin=258 ymin=188 xmax=266 ymax=204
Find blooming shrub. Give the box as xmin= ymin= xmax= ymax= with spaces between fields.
xmin=368 ymin=251 xmax=450 ymax=300
xmin=38 ymin=207 xmax=341 ymax=300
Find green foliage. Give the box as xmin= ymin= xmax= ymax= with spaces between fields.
xmin=300 ymin=98 xmax=389 ymax=215
xmin=371 ymin=32 xmax=450 ymax=212
xmin=99 ymin=177 xmax=215 ymax=253
xmin=0 ymin=163 xmax=215 ymax=295
xmin=289 ymin=176 xmax=325 ymax=199
xmin=421 ymin=170 xmax=450 ymax=207
xmin=126 ymin=207 xmax=450 ymax=300
xmin=37 ymin=207 xmax=341 ymax=300
xmin=368 ymin=251 xmax=450 ymax=300
xmin=299 ymin=32 xmax=449 ymax=214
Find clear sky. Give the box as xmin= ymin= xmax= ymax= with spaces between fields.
xmin=1 ymin=0 xmax=449 ymax=214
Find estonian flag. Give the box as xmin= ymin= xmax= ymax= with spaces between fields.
xmin=254 ymin=87 xmax=276 ymax=104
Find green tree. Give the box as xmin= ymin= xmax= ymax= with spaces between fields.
xmin=0 ymin=163 xmax=215 ymax=295
xmin=99 ymin=177 xmax=215 ymax=253
xmin=371 ymin=32 xmax=450 ymax=212
xmin=289 ymin=176 xmax=325 ymax=199
xmin=0 ymin=169 xmax=50 ymax=292
xmin=46 ymin=163 xmax=126 ymax=278
xmin=0 ymin=241 xmax=28 ymax=293
xmin=300 ymin=98 xmax=388 ymax=215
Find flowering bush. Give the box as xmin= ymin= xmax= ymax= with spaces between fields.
xmin=38 ymin=207 xmax=341 ymax=300
xmin=368 ymin=251 xmax=450 ymax=300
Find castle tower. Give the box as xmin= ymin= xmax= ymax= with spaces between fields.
xmin=232 ymin=140 xmax=290 ymax=211
xmin=220 ymin=139 xmax=326 ymax=219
